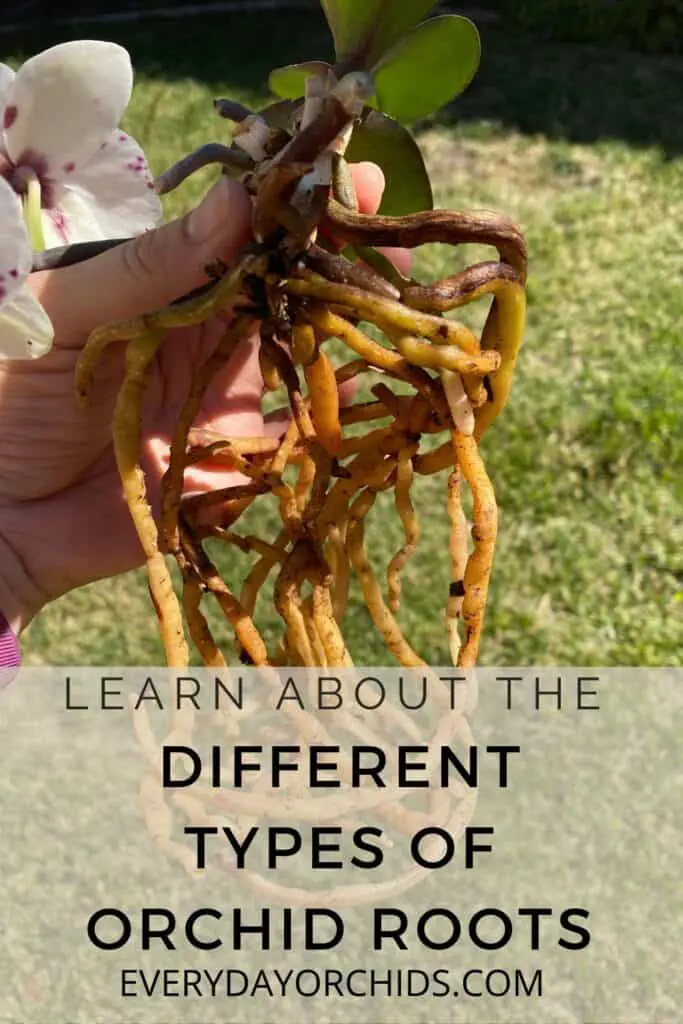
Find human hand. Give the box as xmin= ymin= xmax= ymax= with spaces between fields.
xmin=0 ymin=161 xmax=404 ymax=633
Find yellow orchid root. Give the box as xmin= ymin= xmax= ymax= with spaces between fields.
xmin=112 ymin=328 xmax=189 ymax=667
xmin=387 ymin=448 xmax=419 ymax=614
xmin=451 ymin=430 xmax=499 ymax=667
xmin=446 ymin=467 xmax=469 ymax=666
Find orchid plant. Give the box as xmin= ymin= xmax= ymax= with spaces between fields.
xmin=0 ymin=40 xmax=160 ymax=360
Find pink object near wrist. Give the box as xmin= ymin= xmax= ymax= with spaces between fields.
xmin=0 ymin=609 xmax=20 ymax=670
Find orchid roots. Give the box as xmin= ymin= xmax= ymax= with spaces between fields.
xmin=75 ymin=77 xmax=526 ymax=903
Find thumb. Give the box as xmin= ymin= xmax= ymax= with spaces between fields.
xmin=30 ymin=177 xmax=252 ymax=347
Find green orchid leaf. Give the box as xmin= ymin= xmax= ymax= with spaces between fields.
xmin=373 ymin=16 xmax=480 ymax=123
xmin=322 ymin=0 xmax=438 ymax=67
xmin=269 ymin=61 xmax=331 ymax=100
xmin=345 ymin=109 xmax=433 ymax=215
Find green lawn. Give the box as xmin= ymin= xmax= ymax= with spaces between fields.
xmin=7 ymin=11 xmax=682 ymax=666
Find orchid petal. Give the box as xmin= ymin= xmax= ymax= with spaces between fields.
xmin=0 ymin=286 xmax=53 ymax=360
xmin=0 ymin=63 xmax=15 ymax=120
xmin=5 ymin=41 xmax=133 ymax=175
xmin=45 ymin=129 xmax=161 ymax=244
xmin=41 ymin=188 xmax=104 ymax=247
xmin=0 ymin=178 xmax=32 ymax=305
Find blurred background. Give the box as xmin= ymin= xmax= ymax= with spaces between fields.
xmin=5 ymin=0 xmax=683 ymax=53
xmin=2 ymin=1 xmax=682 ymax=665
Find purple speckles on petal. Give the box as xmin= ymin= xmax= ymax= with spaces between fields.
xmin=49 ymin=210 xmax=68 ymax=245
xmin=126 ymin=153 xmax=147 ymax=175
xmin=8 ymin=268 xmax=18 ymax=279
xmin=119 ymin=133 xmax=127 ymax=142
xmin=3 ymin=105 xmax=17 ymax=130
xmin=63 ymin=161 xmax=76 ymax=174
xmin=0 ymin=285 xmax=6 ymax=301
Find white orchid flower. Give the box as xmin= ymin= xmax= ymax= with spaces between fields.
xmin=0 ymin=40 xmax=162 ymax=360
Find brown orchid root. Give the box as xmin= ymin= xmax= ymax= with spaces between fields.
xmin=75 ymin=85 xmax=526 ymax=903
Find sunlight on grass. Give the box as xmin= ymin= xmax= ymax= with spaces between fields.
xmin=15 ymin=21 xmax=682 ymax=667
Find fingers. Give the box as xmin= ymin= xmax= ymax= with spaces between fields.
xmin=194 ymin=330 xmax=264 ymax=437
xmin=29 ymin=176 xmax=252 ymax=348
xmin=339 ymin=161 xmax=412 ymax=276
xmin=351 ymin=161 xmax=386 ymax=216
xmin=377 ymin=245 xmax=412 ymax=278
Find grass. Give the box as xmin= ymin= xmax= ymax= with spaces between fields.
xmin=6 ymin=11 xmax=682 ymax=666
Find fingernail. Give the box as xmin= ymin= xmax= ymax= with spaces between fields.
xmin=188 ymin=177 xmax=239 ymax=244
xmin=357 ymin=161 xmax=385 ymax=195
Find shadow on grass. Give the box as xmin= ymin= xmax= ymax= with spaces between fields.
xmin=438 ymin=26 xmax=683 ymax=158
xmin=6 ymin=11 xmax=683 ymax=156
